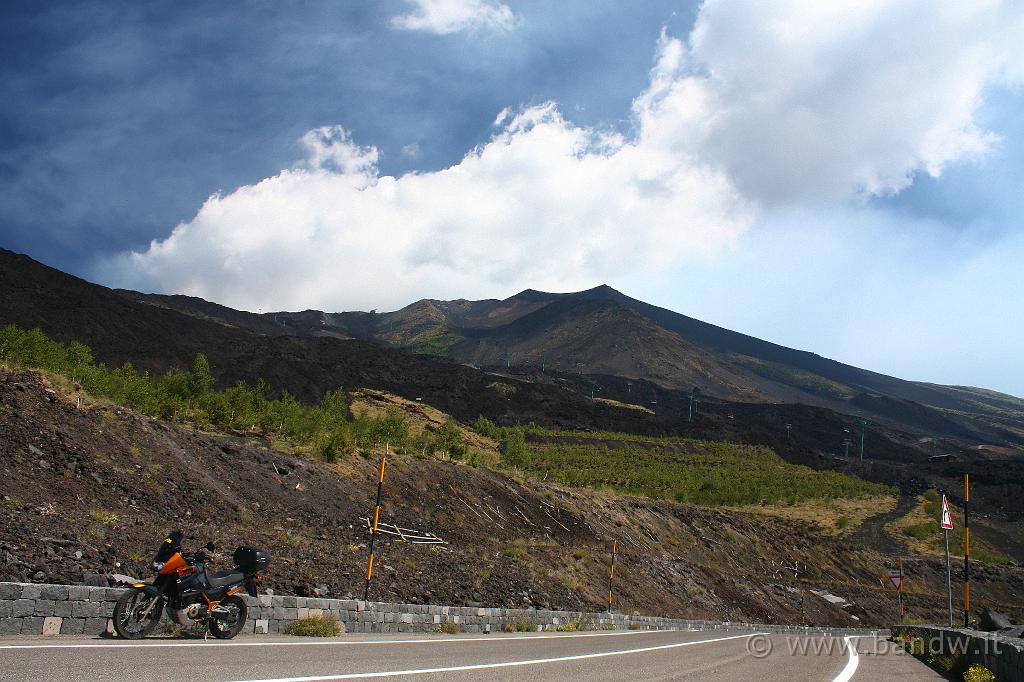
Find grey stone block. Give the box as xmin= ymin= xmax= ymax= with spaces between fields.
xmin=34 ymin=599 xmax=56 ymax=616
xmin=105 ymin=588 xmax=127 ymax=600
xmin=53 ymin=601 xmax=74 ymax=617
xmin=20 ymin=584 xmax=43 ymax=600
xmin=0 ymin=602 xmax=10 ymax=618
xmin=60 ymin=618 xmax=86 ymax=635
xmin=271 ymin=596 xmax=284 ymax=607
xmin=73 ymin=601 xmax=107 ymax=618
xmin=39 ymin=585 xmax=70 ymax=601
xmin=0 ymin=617 xmax=24 ymax=635
xmin=12 ymin=599 xmax=35 ymax=617
xmin=22 ymin=617 xmax=44 ymax=635
xmin=0 ymin=583 xmax=22 ymax=600
xmin=68 ymin=586 xmax=95 ymax=601
xmin=83 ymin=618 xmax=108 ymax=635
xmin=281 ymin=596 xmax=297 ymax=608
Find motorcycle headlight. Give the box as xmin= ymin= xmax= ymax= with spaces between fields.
xmin=152 ymin=561 xmax=165 ymax=571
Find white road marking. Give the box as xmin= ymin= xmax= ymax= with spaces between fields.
xmin=227 ymin=632 xmax=764 ymax=681
xmin=830 ymin=636 xmax=860 ymax=682
xmin=0 ymin=628 xmax=682 ymax=650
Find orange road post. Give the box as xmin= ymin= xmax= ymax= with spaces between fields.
xmin=963 ymin=473 xmax=971 ymax=627
xmin=364 ymin=449 xmax=388 ymax=602
xmin=607 ymin=540 xmax=617 ymax=611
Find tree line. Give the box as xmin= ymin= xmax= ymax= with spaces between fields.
xmin=0 ymin=324 xmax=471 ymax=463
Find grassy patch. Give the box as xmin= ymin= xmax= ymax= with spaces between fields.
xmin=503 ymin=618 xmax=538 ymax=632
xmin=515 ymin=433 xmax=893 ymax=506
xmin=88 ymin=509 xmax=119 ymax=524
xmin=556 ymin=616 xmax=593 ymax=632
xmin=593 ymin=397 xmax=655 ymax=414
xmin=889 ymin=491 xmax=1009 ymax=564
xmin=284 ymin=615 xmax=341 ymax=637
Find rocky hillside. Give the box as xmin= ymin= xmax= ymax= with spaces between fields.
xmin=2 ymin=369 xmax=1022 ymax=627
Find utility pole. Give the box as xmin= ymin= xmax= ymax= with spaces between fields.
xmin=963 ymin=473 xmax=971 ymax=628
xmin=607 ymin=540 xmax=617 ymax=612
xmin=687 ymin=393 xmax=698 ymax=422
xmin=785 ymin=423 xmax=792 ymax=441
xmin=858 ymin=419 xmax=869 ymax=460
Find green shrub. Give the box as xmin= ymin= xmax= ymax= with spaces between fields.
xmin=557 ymin=616 xmax=591 ymax=632
xmin=963 ymin=664 xmax=996 ymax=682
xmin=504 ymin=618 xmax=538 ymax=632
xmin=284 ymin=615 xmax=341 ymax=637
xmin=472 ymin=416 xmax=500 ymax=439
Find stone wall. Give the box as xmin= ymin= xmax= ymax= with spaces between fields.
xmin=892 ymin=625 xmax=1024 ymax=682
xmin=1 ymin=582 xmax=886 ymax=639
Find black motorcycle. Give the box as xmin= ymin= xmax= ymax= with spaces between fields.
xmin=112 ymin=531 xmax=270 ymax=639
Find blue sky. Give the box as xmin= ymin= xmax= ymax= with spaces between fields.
xmin=1 ymin=1 xmax=1022 ymax=396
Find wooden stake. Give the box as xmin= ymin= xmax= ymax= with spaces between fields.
xmin=363 ymin=447 xmax=387 ymax=602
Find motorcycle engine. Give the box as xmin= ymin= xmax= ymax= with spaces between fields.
xmin=173 ymin=603 xmax=207 ymax=624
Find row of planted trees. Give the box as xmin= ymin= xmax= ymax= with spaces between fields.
xmin=0 ymin=324 xmax=472 ymax=463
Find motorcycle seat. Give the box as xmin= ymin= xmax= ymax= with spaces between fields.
xmin=207 ymin=570 xmax=245 ymax=589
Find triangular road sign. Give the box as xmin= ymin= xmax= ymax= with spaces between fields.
xmin=940 ymin=495 xmax=954 ymax=530
xmin=888 ymin=568 xmax=903 ymax=590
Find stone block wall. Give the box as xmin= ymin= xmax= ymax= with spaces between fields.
xmin=1 ymin=582 xmax=887 ymax=639
xmin=892 ymin=625 xmax=1024 ymax=682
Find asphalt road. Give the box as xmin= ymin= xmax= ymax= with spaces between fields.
xmin=0 ymin=629 xmax=944 ymax=681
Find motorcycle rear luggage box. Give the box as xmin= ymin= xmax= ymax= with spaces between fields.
xmin=233 ymin=546 xmax=270 ymax=572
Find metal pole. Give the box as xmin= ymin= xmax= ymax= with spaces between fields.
xmin=963 ymin=473 xmax=970 ymax=628
xmin=607 ymin=540 xmax=617 ymax=611
xmin=687 ymin=394 xmax=694 ymax=422
xmin=898 ymin=556 xmax=904 ymax=624
xmin=944 ymin=527 xmax=953 ymax=627
xmin=363 ymin=450 xmax=387 ymax=602
xmin=858 ymin=419 xmax=868 ymax=460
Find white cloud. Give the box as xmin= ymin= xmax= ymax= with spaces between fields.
xmin=390 ymin=0 xmax=520 ymax=35
xmin=642 ymin=1 xmax=1024 ymax=204
xmin=116 ymin=0 xmax=1023 ymax=313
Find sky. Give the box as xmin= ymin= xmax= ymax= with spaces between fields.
xmin=1 ymin=0 xmax=1022 ymax=396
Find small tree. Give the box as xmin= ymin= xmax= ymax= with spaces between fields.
xmin=436 ymin=417 xmax=466 ymax=460
xmin=187 ymin=353 xmax=213 ymax=398
xmin=499 ymin=429 xmax=529 ymax=468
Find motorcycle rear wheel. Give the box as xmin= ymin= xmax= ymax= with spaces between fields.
xmin=208 ymin=595 xmax=247 ymax=639
xmin=112 ymin=590 xmax=164 ymax=639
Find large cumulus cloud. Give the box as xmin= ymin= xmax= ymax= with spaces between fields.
xmin=115 ymin=0 xmax=1023 ymax=312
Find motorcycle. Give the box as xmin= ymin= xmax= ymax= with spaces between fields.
xmin=112 ymin=531 xmax=270 ymax=639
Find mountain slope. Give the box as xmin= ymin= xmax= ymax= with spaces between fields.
xmin=246 ymin=285 xmax=1024 ymax=444
xmin=4 ymin=368 xmax=1023 ymax=624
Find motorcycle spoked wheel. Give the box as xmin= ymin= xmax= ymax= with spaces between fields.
xmin=208 ymin=595 xmax=248 ymax=639
xmin=112 ymin=590 xmax=164 ymax=639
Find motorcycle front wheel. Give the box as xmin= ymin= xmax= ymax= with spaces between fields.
xmin=112 ymin=590 xmax=164 ymax=639
xmin=208 ymin=595 xmax=247 ymax=639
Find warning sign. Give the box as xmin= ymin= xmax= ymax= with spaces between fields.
xmin=940 ymin=495 xmax=954 ymax=530
xmin=888 ymin=569 xmax=904 ymax=590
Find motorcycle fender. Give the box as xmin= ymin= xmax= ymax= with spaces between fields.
xmin=131 ymin=584 xmax=159 ymax=597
